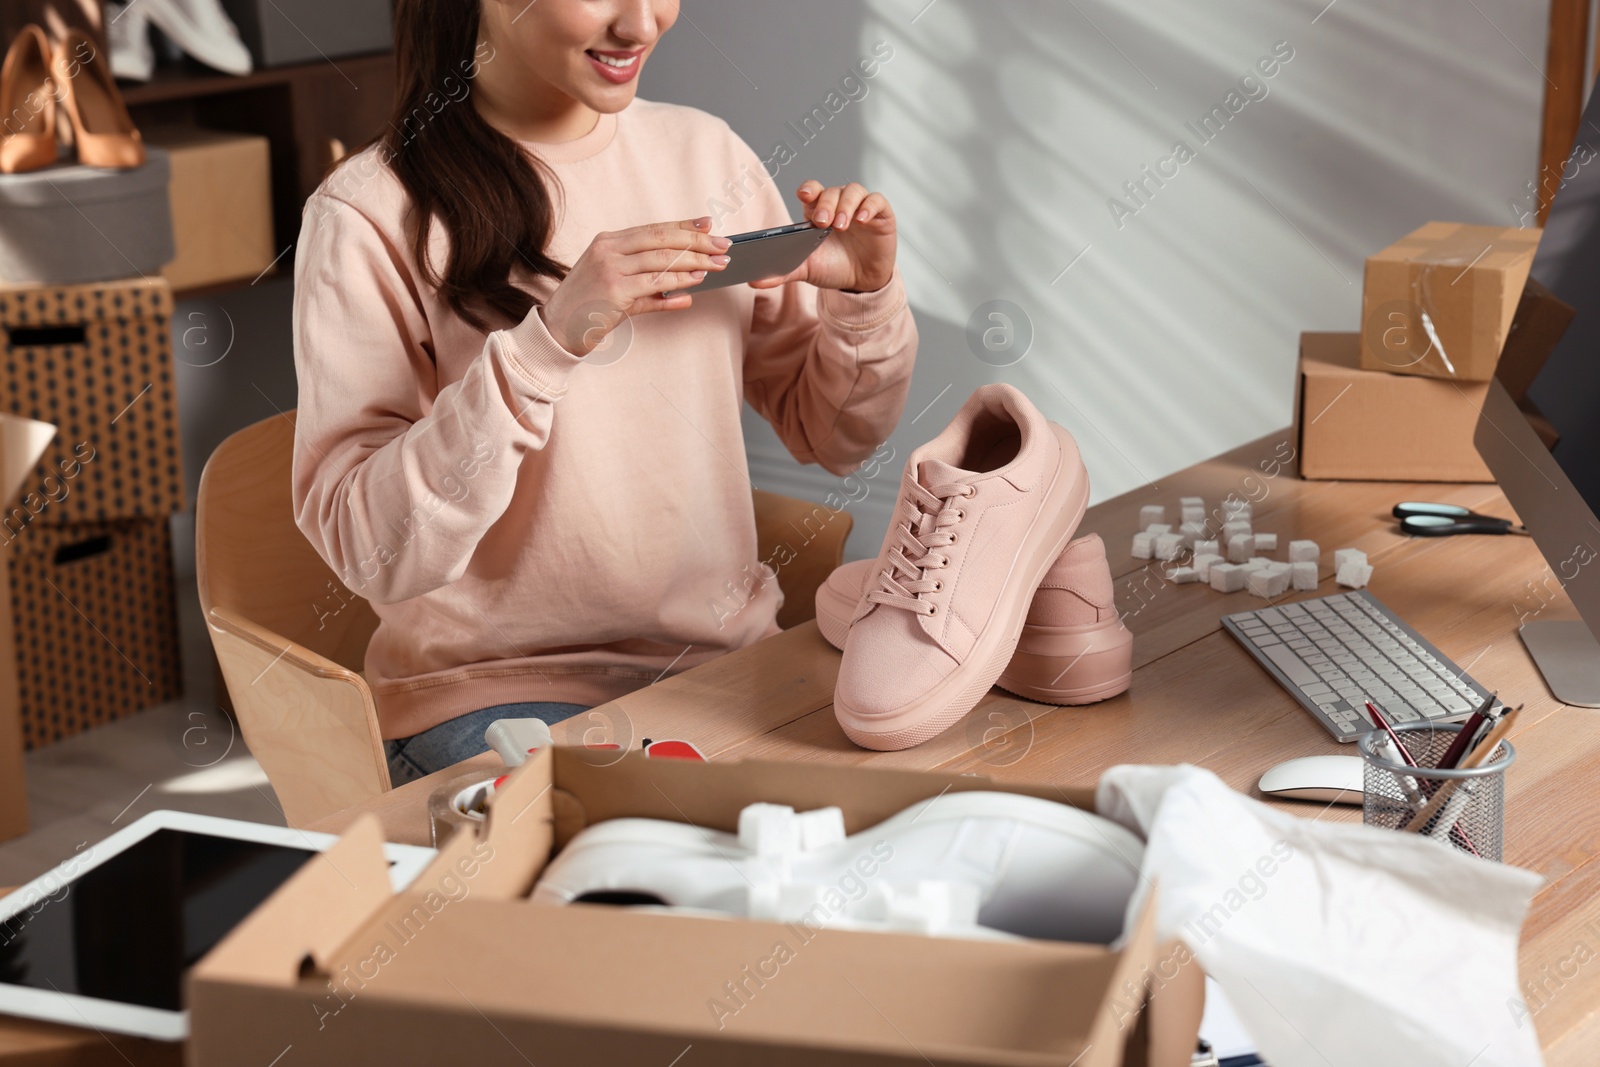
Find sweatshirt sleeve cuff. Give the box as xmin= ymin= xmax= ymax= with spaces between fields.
xmin=496 ymin=306 xmax=586 ymax=401
xmin=818 ymin=268 xmax=909 ymax=332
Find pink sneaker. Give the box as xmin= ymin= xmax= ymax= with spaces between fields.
xmin=816 ymin=535 xmax=1133 ymax=706
xmin=834 ymin=385 xmax=1090 ymax=751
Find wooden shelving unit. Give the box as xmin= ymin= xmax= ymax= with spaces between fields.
xmin=122 ymin=50 xmax=397 ymax=276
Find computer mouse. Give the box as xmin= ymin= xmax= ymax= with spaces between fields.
xmin=1257 ymin=755 xmax=1366 ymax=804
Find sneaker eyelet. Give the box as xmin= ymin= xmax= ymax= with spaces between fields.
xmin=933 ymin=580 xmax=942 ymax=591
xmin=926 ymin=604 xmax=938 ymax=616
xmin=948 ymin=533 xmax=959 ymax=545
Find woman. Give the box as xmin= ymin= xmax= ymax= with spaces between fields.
xmin=291 ymin=0 xmax=917 ymax=783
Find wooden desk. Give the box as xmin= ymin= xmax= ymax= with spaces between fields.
xmin=312 ymin=431 xmax=1600 ymax=1065
xmin=7 ymin=432 xmax=1593 ymax=1063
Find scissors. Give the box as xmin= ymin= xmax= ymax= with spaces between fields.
xmin=1392 ymin=501 xmax=1529 ymax=537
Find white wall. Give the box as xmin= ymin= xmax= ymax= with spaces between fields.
xmin=637 ymin=0 xmax=1547 ymax=558
xmin=173 ymin=0 xmax=1550 ymax=574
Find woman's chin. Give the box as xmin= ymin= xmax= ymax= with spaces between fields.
xmin=578 ymin=82 xmax=641 ymax=114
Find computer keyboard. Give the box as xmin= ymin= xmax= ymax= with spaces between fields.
xmin=1222 ymin=590 xmax=1496 ymax=742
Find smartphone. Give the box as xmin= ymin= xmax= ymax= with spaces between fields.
xmin=682 ymin=221 xmax=831 ymax=294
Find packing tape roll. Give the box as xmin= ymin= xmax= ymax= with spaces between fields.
xmin=427 ymin=771 xmax=502 ymax=847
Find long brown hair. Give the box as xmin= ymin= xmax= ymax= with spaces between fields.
xmin=379 ymin=0 xmax=567 ymax=330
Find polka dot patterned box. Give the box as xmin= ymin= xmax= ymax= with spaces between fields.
xmin=0 ymin=276 xmax=185 ymax=525
xmin=6 ymin=518 xmax=182 ymax=749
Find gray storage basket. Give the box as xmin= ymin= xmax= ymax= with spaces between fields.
xmin=219 ymin=0 xmax=393 ymax=68
xmin=0 ymin=148 xmax=173 ymax=286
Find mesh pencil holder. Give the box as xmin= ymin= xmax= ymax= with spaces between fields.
xmin=1357 ymin=722 xmax=1515 ymax=863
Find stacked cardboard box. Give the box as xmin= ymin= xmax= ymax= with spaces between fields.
xmin=146 ymin=127 xmax=277 ymax=292
xmin=0 ymin=276 xmax=184 ymax=748
xmin=1301 ymin=222 xmax=1544 ymax=481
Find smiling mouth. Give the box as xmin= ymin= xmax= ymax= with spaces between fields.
xmin=587 ymin=50 xmax=640 ymax=69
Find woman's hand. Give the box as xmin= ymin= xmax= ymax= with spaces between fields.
xmin=540 ymin=216 xmax=731 ymax=356
xmin=748 ymin=181 xmax=897 ymax=294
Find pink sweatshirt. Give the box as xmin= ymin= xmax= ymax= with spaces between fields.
xmin=291 ymin=99 xmax=917 ymax=739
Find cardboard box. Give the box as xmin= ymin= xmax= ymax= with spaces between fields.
xmin=190 ymin=749 xmax=1202 ymax=1067
xmin=0 ymin=276 xmax=185 ymax=524
xmin=5 ymin=517 xmax=182 ymax=748
xmin=1358 ymin=221 xmax=1539 ymax=381
xmin=146 ymin=127 xmax=275 ymax=292
xmin=1498 ymin=276 xmax=1574 ymax=402
xmin=0 ymin=412 xmax=55 ymax=839
xmin=1299 ymin=332 xmax=1493 ymax=482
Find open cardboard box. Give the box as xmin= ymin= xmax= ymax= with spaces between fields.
xmin=189 ymin=748 xmax=1202 ymax=1066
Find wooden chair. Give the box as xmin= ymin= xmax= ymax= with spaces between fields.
xmin=196 ymin=411 xmax=851 ymax=827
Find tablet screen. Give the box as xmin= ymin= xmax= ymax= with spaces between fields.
xmin=0 ymin=829 xmax=316 ymax=1011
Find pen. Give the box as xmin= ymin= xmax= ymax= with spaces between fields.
xmin=1367 ymin=700 xmax=1479 ymax=855
xmin=1365 ymin=700 xmax=1420 ymax=768
xmin=1437 ymin=691 xmax=1498 ymax=770
xmin=1402 ymin=708 xmax=1521 ymax=834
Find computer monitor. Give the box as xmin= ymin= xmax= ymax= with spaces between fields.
xmin=1474 ymin=95 xmax=1600 ymax=708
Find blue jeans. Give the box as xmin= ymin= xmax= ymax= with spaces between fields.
xmin=383 ymin=702 xmax=589 ymax=785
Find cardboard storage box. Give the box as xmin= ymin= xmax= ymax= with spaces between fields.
xmin=5 ymin=517 xmax=182 ymax=748
xmin=1358 ymin=221 xmax=1539 ymax=381
xmin=1299 ymin=332 xmax=1493 ymax=482
xmin=1498 ymin=276 xmax=1575 ymax=403
xmin=146 ymin=127 xmax=275 ymax=292
xmin=191 ymin=749 xmax=1202 ymax=1067
xmin=0 ymin=276 xmax=185 ymax=524
xmin=0 ymin=411 xmax=56 ymax=838
xmin=220 ymin=0 xmax=392 ymax=68
xmin=0 ymin=150 xmax=173 ymax=286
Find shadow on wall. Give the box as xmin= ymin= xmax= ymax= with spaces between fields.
xmin=706 ymin=0 xmax=1542 ymax=556
xmin=168 ymin=276 xmax=299 ymax=577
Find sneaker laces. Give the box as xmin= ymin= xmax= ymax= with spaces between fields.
xmin=867 ymin=479 xmax=975 ymax=616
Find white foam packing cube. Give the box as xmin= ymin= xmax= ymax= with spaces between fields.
xmin=1254 ymin=532 xmax=1278 ymax=553
xmin=1179 ymin=496 xmax=1203 ymax=508
xmin=1241 ymin=557 xmax=1272 ymax=572
xmin=1181 ymin=506 xmax=1206 ymax=525
xmin=1222 ymin=500 xmax=1252 ymax=520
xmin=1132 ymin=532 xmax=1155 ymax=559
xmin=1194 ymin=539 xmax=1220 ymax=558
xmin=1335 ymin=547 xmax=1367 ymax=571
xmin=1221 ymin=520 xmax=1251 ymax=543
xmin=1288 ymin=539 xmax=1320 ymax=563
xmin=1227 ymin=535 xmax=1255 ymax=563
xmin=1165 ymin=566 xmax=1200 ymax=584
xmin=1247 ymin=567 xmax=1291 ymax=598
xmin=1291 ymin=560 xmax=1319 ymax=590
xmin=1146 ymin=524 xmax=1173 ymax=536
xmin=1139 ymin=505 xmax=1166 ymax=528
xmin=1337 ymin=558 xmax=1374 ymax=589
xmin=1180 ymin=521 xmax=1207 ymax=541
xmin=1209 ymin=562 xmax=1246 ymax=592
xmin=1193 ymin=553 xmax=1224 ymax=581
xmin=1154 ymin=533 xmax=1187 ymax=560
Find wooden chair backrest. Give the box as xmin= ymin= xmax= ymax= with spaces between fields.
xmin=195 ymin=411 xmax=377 ymax=672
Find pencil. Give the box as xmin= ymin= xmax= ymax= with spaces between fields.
xmin=1368 ymin=700 xmax=1480 ymax=855
xmin=1402 ymin=708 xmax=1521 ymax=834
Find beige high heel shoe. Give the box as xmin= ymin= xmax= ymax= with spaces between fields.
xmin=0 ymin=25 xmax=59 ymax=174
xmin=54 ymin=28 xmax=145 ymax=169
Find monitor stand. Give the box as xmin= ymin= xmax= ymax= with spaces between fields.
xmin=1520 ymin=620 xmax=1600 ymax=707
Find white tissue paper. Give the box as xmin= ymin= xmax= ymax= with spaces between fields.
xmin=1096 ymin=765 xmax=1544 ymax=1067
